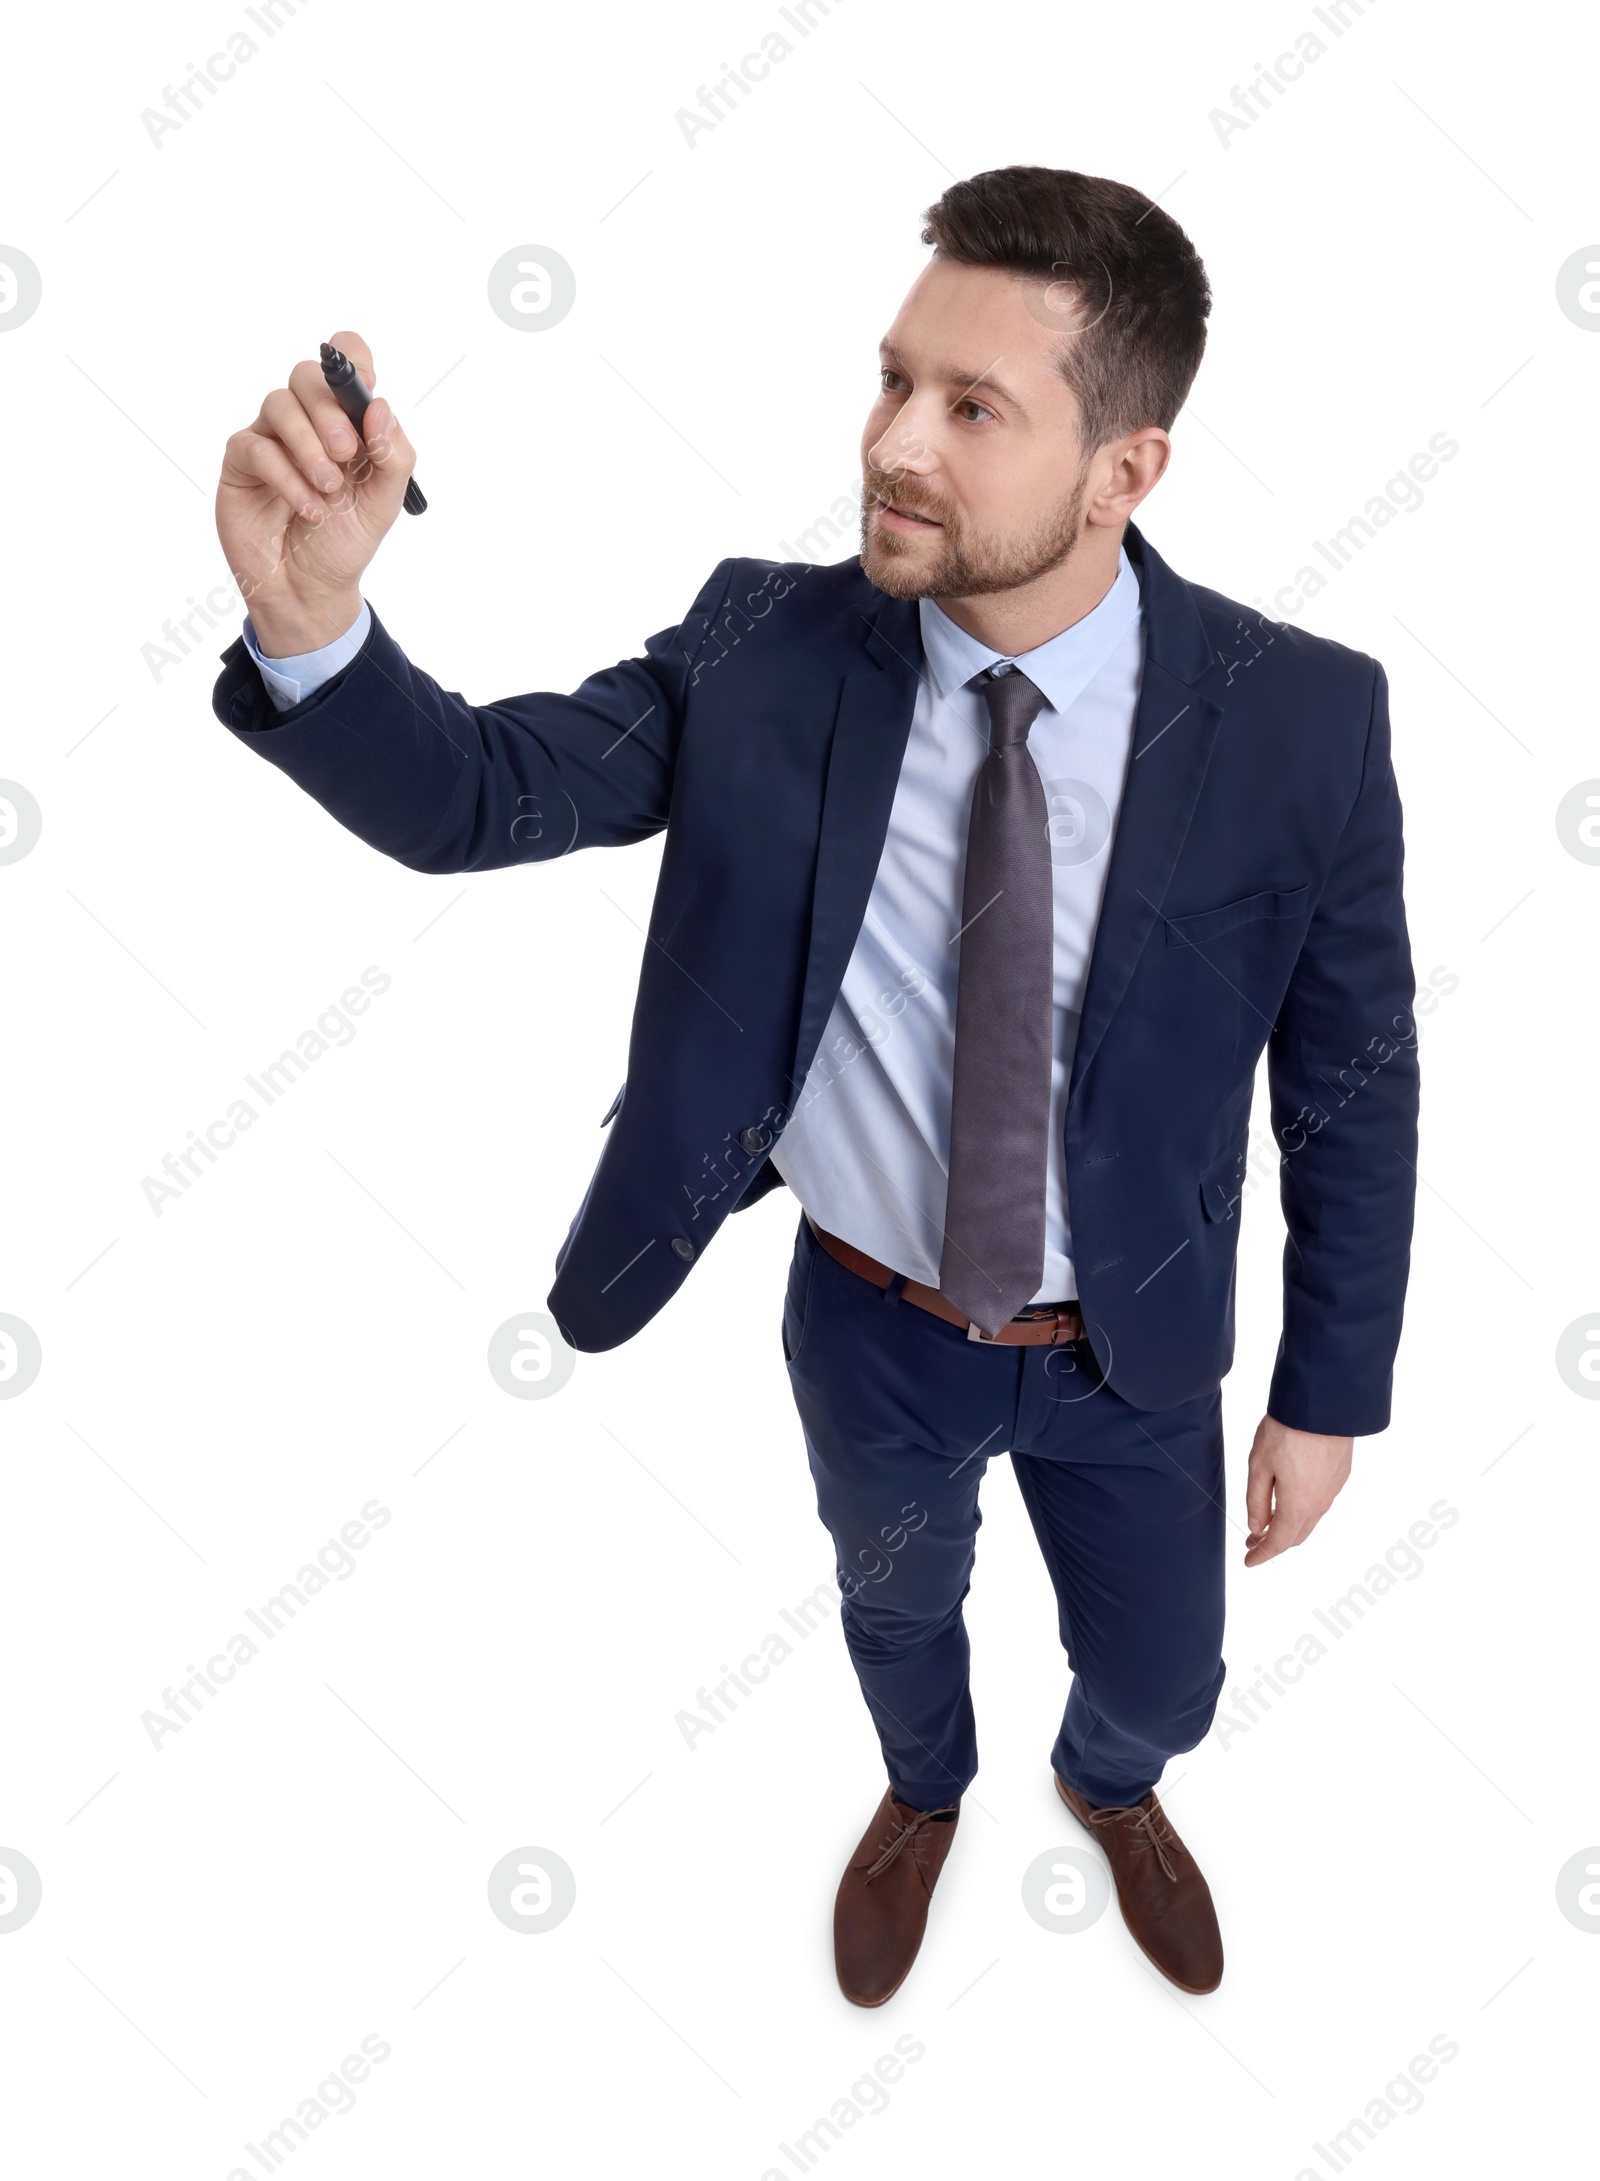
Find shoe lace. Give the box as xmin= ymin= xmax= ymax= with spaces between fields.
xmin=864 ymin=1803 xmax=958 ymax=1883
xmin=1083 ymin=1798 xmax=1179 ymax=1883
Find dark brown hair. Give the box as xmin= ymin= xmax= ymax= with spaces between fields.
xmin=920 ymin=166 xmax=1211 ymax=452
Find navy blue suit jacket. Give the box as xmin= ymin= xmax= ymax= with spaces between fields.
xmin=213 ymin=521 xmax=1418 ymax=1433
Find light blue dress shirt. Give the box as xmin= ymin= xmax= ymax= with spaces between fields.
xmin=242 ymin=600 xmax=372 ymax=710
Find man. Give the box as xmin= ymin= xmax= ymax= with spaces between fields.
xmin=212 ymin=166 xmax=1418 ymax=2007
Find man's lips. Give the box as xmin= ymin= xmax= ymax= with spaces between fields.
xmin=874 ymin=496 xmax=942 ymax=531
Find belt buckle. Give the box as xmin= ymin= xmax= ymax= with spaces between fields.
xmin=966 ymin=1319 xmax=1001 ymax=1343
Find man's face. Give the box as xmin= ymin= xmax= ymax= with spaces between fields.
xmin=859 ymin=259 xmax=1102 ymax=600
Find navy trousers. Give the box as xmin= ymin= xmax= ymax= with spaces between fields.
xmin=783 ymin=1213 xmax=1228 ymax=1810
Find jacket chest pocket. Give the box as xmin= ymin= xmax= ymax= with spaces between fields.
xmin=1164 ymin=884 xmax=1308 ymax=947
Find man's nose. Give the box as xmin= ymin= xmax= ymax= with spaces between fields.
xmin=868 ymin=403 xmax=940 ymax=482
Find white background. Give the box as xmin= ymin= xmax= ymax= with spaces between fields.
xmin=2 ymin=0 xmax=1596 ymax=2172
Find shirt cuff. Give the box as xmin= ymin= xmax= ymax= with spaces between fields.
xmin=241 ymin=599 xmax=372 ymax=712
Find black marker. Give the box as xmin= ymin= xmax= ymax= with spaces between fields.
xmin=319 ymin=343 xmax=426 ymax=515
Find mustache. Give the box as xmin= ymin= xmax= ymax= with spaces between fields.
xmin=864 ymin=470 xmax=951 ymax=523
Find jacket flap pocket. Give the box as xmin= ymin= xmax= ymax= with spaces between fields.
xmin=1199 ymin=1141 xmax=1248 ymax=1223
xmin=1165 ymin=883 xmax=1309 ymax=946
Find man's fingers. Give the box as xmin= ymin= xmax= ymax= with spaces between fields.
xmin=259 ymin=389 xmax=346 ymax=496
xmin=1244 ymin=1500 xmax=1324 ymax=1566
xmin=1245 ymin=1463 xmax=1274 ymax=1539
xmin=327 ymin=327 xmax=376 ymax=386
xmin=223 ymin=426 xmax=335 ymax=522
xmin=287 ymin=358 xmax=363 ymax=460
xmin=1244 ymin=1514 xmax=1299 ymax=1566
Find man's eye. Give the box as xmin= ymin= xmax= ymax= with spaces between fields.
xmin=956 ymin=399 xmax=992 ymax=423
xmin=880 ymin=368 xmax=904 ymax=391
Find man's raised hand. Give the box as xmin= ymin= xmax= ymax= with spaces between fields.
xmin=215 ymin=330 xmax=416 ymax=656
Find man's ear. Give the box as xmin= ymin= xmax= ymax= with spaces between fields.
xmin=1087 ymin=428 xmax=1171 ymax=526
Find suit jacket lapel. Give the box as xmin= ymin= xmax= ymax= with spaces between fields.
xmin=1069 ymin=524 xmax=1227 ymax=1100
xmin=786 ymin=595 xmax=921 ymax=1107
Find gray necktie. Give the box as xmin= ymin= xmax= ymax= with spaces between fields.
xmin=938 ymin=665 xmax=1054 ymax=1337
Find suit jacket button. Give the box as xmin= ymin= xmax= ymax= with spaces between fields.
xmin=671 ymin=1237 xmax=696 ymax=1262
xmin=739 ymin=1124 xmax=771 ymax=1154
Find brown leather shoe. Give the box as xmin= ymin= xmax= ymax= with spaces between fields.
xmin=1054 ymin=1773 xmax=1223 ymax=1994
xmin=834 ymin=1787 xmax=960 ymax=2007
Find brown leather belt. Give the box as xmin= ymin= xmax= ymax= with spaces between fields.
xmin=807 ymin=1216 xmax=1085 ymax=1346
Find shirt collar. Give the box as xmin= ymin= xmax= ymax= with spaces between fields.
xmin=916 ymin=542 xmax=1142 ymax=720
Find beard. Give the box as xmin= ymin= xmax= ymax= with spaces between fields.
xmin=858 ymin=458 xmax=1091 ymax=600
